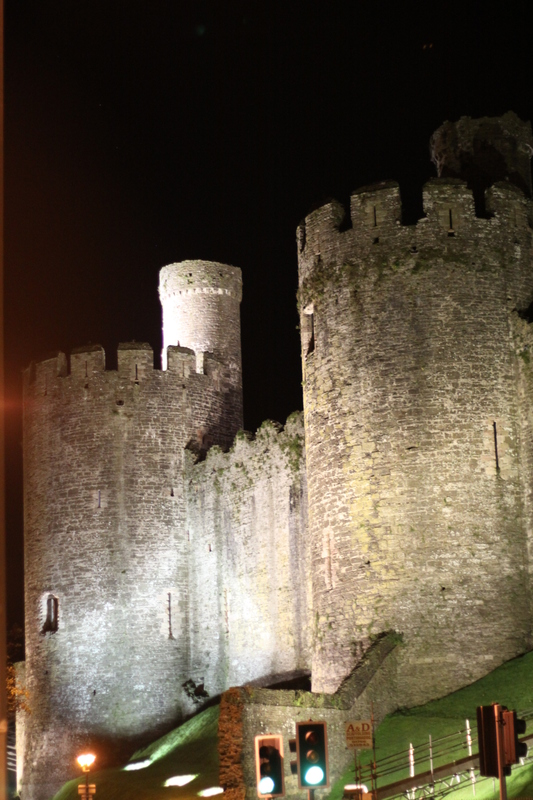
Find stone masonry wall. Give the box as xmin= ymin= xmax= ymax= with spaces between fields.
xmin=21 ymin=339 xmax=243 ymax=800
xmin=298 ymin=178 xmax=533 ymax=704
xmin=185 ymin=414 xmax=310 ymax=700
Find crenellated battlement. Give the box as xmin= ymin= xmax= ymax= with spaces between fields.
xmin=193 ymin=411 xmax=305 ymax=476
xmin=298 ymin=178 xmax=533 ymax=303
xmin=24 ymin=341 xmax=231 ymax=396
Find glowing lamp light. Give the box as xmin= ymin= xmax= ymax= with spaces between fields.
xmin=197 ymin=788 xmax=224 ymax=797
xmin=258 ymin=777 xmax=275 ymax=794
xmin=124 ymin=760 xmax=152 ymax=771
xmin=164 ymin=775 xmax=198 ymax=787
xmin=304 ymin=766 xmax=324 ymax=785
xmin=77 ymin=754 xmax=96 ymax=771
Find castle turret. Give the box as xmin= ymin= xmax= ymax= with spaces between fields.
xmin=159 ymin=260 xmax=243 ymax=450
xmin=298 ymin=115 xmax=533 ymax=703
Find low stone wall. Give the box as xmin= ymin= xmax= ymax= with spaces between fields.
xmin=219 ymin=633 xmax=401 ymax=800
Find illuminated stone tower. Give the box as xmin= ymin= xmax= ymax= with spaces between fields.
xmin=298 ymin=112 xmax=533 ymax=704
xmin=20 ymin=262 xmax=243 ymax=800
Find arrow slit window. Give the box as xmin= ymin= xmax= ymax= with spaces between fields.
xmin=302 ymin=304 xmax=315 ymax=357
xmin=42 ymin=594 xmax=59 ymax=634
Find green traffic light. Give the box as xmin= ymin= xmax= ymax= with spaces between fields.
xmin=305 ymin=766 xmax=324 ymax=785
xmin=259 ymin=777 xmax=275 ymax=794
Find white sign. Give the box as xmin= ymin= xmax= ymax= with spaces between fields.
xmin=345 ymin=720 xmax=373 ymax=749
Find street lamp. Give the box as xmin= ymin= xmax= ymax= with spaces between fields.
xmin=77 ymin=753 xmax=96 ymax=800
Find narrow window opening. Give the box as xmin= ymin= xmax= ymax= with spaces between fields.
xmin=208 ymin=543 xmax=212 ymax=552
xmin=298 ymin=224 xmax=307 ymax=253
xmin=98 ymin=490 xmax=101 ymax=509
xmin=85 ymin=360 xmax=88 ymax=378
xmin=493 ymin=421 xmax=500 ymax=471
xmin=373 ymin=206 xmax=377 ymax=227
xmin=307 ymin=314 xmax=315 ymax=356
xmin=302 ymin=304 xmax=315 ymax=358
xmin=42 ymin=595 xmax=58 ymax=634
xmin=170 ymin=487 xmax=174 ymax=497
xmin=373 ymin=237 xmax=379 ymax=245
xmin=135 ymin=364 xmax=139 ymax=384
xmin=448 ymin=208 xmax=455 ymax=237
xmin=168 ymin=592 xmax=175 ymax=639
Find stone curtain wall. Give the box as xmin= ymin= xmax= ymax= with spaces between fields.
xmin=186 ymin=414 xmax=310 ymax=699
xmin=298 ymin=178 xmax=533 ymax=705
xmin=21 ymin=340 xmax=243 ymax=800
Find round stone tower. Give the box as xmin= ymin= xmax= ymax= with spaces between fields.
xmin=298 ymin=115 xmax=533 ymax=705
xmin=20 ymin=262 xmax=243 ymax=800
xmin=159 ymin=259 xmax=242 ymax=369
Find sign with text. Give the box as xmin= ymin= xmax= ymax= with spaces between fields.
xmin=345 ymin=720 xmax=373 ymax=749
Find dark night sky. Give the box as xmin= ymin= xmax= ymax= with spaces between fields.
xmin=5 ymin=0 xmax=533 ymax=631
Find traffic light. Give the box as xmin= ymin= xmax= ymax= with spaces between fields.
xmin=254 ymin=735 xmax=285 ymax=798
xmin=503 ymin=709 xmax=528 ymax=766
xmin=477 ymin=705 xmax=499 ymax=778
xmin=296 ymin=721 xmax=329 ymax=789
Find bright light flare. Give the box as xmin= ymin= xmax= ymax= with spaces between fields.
xmin=124 ymin=760 xmax=152 ymax=771
xmin=164 ymin=775 xmax=198 ymax=787
xmin=259 ymin=776 xmax=275 ymax=794
xmin=304 ymin=766 xmax=324 ymax=785
xmin=77 ymin=754 xmax=96 ymax=771
xmin=197 ymin=788 xmax=224 ymax=797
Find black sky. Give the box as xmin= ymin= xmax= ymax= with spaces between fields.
xmin=5 ymin=0 xmax=533 ymax=630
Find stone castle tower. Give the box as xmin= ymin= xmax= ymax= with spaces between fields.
xmin=19 ymin=113 xmax=533 ymax=800
xmin=298 ymin=111 xmax=533 ymax=700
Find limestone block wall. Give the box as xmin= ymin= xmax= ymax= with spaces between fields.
xmin=21 ymin=340 xmax=243 ymax=800
xmin=185 ymin=414 xmax=310 ymax=698
xmin=298 ymin=178 xmax=533 ymax=703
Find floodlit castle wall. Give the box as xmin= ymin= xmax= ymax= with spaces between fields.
xmin=298 ymin=178 xmax=533 ymax=704
xmin=185 ymin=414 xmax=310 ymax=698
xmin=21 ymin=264 xmax=244 ymax=800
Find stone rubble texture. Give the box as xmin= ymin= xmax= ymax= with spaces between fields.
xmin=19 ymin=115 xmax=533 ymax=800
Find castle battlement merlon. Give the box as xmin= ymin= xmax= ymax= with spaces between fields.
xmin=24 ymin=342 xmax=230 ymax=394
xmin=298 ymin=178 xmax=533 ymax=295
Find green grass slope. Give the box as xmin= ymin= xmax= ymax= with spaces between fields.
xmin=330 ymin=649 xmax=533 ymax=800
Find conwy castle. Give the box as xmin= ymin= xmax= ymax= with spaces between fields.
xmin=17 ymin=113 xmax=533 ymax=800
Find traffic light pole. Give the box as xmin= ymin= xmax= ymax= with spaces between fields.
xmin=495 ymin=706 xmax=507 ymax=800
xmin=308 ymin=789 xmax=314 ymax=800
